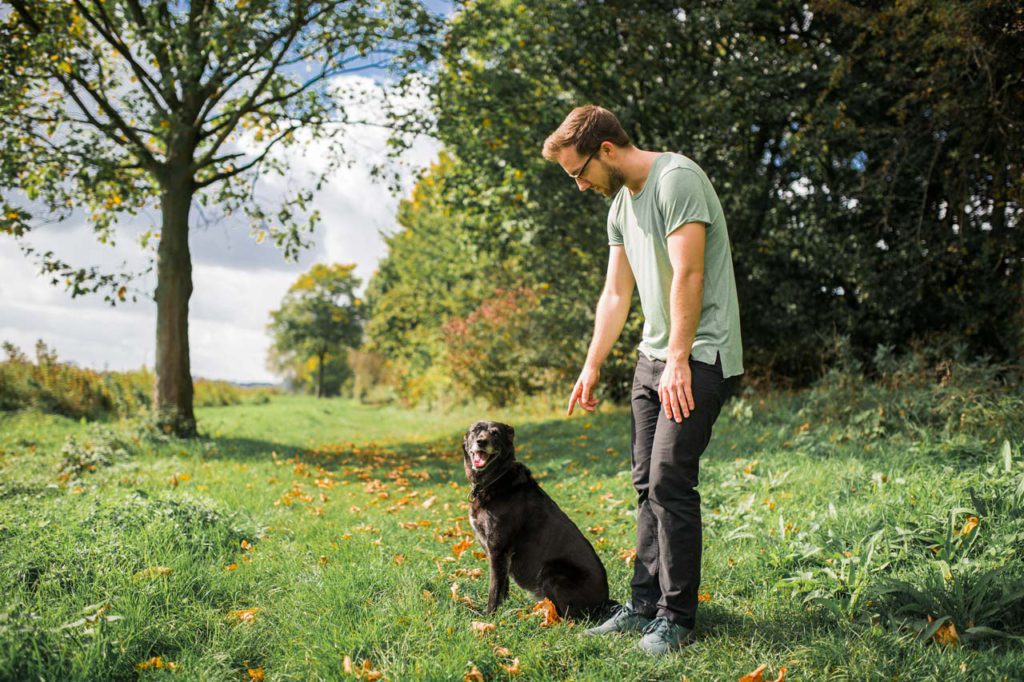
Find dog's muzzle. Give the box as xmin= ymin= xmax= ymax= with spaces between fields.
xmin=468 ymin=446 xmax=492 ymax=471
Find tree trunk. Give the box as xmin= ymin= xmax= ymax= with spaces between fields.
xmin=317 ymin=351 xmax=325 ymax=398
xmin=154 ymin=171 xmax=197 ymax=436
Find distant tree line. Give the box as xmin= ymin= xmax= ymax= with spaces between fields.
xmin=365 ymin=0 xmax=1023 ymax=404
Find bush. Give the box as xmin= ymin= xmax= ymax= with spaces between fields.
xmin=1 ymin=340 xmax=278 ymax=420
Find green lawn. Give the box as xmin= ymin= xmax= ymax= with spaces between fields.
xmin=1 ymin=392 xmax=1022 ymax=680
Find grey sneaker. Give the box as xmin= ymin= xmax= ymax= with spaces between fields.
xmin=583 ymin=602 xmax=653 ymax=636
xmin=637 ymin=616 xmax=696 ymax=655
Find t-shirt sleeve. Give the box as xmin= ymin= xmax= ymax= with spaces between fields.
xmin=607 ymin=209 xmax=623 ymax=246
xmin=658 ymin=168 xmax=711 ymax=237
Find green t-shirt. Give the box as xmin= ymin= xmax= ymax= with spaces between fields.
xmin=607 ymin=152 xmax=743 ymax=378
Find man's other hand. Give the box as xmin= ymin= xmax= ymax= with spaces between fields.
xmin=659 ymin=359 xmax=694 ymax=422
xmin=567 ymin=366 xmax=601 ymax=416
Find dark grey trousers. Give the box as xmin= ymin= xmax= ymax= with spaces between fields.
xmin=629 ymin=351 xmax=736 ymax=628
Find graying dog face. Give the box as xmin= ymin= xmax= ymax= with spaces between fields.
xmin=463 ymin=421 xmax=516 ymax=474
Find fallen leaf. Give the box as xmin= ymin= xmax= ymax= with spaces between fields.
xmin=135 ymin=656 xmax=176 ymax=670
xmin=934 ymin=621 xmax=959 ymax=647
xmin=343 ymin=655 xmax=353 ymax=673
xmin=464 ymin=664 xmax=484 ymax=682
xmin=227 ymin=608 xmax=259 ymax=623
xmin=493 ymin=646 xmax=511 ymax=656
xmin=500 ymin=658 xmax=522 ymax=675
xmin=247 ymin=668 xmax=264 ymax=681
xmin=393 ymin=554 xmax=406 ymax=565
xmin=133 ymin=566 xmax=173 ymax=581
xmin=225 ymin=563 xmax=238 ymax=571
xmin=959 ymin=516 xmax=978 ymax=536
xmin=471 ymin=621 xmax=496 ymax=636
xmin=698 ymin=592 xmax=712 ymax=602
xmin=452 ymin=539 xmax=474 ymax=558
xmin=533 ymin=598 xmax=561 ymax=627
xmin=618 ymin=548 xmax=637 ymax=565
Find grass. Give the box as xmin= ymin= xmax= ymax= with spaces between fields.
xmin=1 ymin=388 xmax=1022 ymax=681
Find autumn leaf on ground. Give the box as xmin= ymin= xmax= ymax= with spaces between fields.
xmin=698 ymin=592 xmax=713 ymax=602
xmin=533 ymin=598 xmax=561 ymax=627
xmin=452 ymin=538 xmax=474 ymax=558
xmin=738 ymin=663 xmax=787 ymax=682
xmin=500 ymin=658 xmax=522 ymax=674
xmin=928 ymin=615 xmax=960 ymax=646
xmin=464 ymin=663 xmax=484 ymax=682
xmin=618 ymin=548 xmax=637 ymax=565
xmin=247 ymin=667 xmax=264 ymax=681
xmin=357 ymin=659 xmax=383 ymax=680
xmin=959 ymin=516 xmax=978 ymax=536
xmin=132 ymin=566 xmax=173 ymax=581
xmin=135 ymin=656 xmax=176 ymax=670
xmin=493 ymin=646 xmax=511 ymax=656
xmin=450 ymin=582 xmax=476 ymax=608
xmin=227 ymin=608 xmax=260 ymax=623
xmin=471 ymin=620 xmax=496 ymax=636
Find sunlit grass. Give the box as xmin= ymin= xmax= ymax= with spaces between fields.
xmin=1 ymin=388 xmax=1022 ymax=680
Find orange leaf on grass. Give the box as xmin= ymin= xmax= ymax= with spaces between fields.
xmin=452 ymin=538 xmax=474 ymax=558
xmin=533 ymin=598 xmax=561 ymax=627
xmin=500 ymin=658 xmax=522 ymax=674
xmin=227 ymin=608 xmax=259 ymax=623
xmin=959 ymin=516 xmax=979 ymax=536
xmin=618 ymin=548 xmax=637 ymax=565
xmin=135 ymin=656 xmax=176 ymax=670
xmin=247 ymin=668 xmax=264 ymax=681
xmin=698 ymin=592 xmax=713 ymax=602
xmin=464 ymin=664 xmax=484 ymax=682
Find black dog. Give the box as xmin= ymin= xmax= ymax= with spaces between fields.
xmin=463 ymin=420 xmax=610 ymax=618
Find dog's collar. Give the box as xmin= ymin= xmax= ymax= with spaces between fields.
xmin=469 ymin=464 xmax=516 ymax=502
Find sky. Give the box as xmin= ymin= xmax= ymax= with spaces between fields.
xmin=0 ymin=74 xmax=441 ymax=384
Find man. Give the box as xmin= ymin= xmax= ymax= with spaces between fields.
xmin=542 ymin=105 xmax=743 ymax=655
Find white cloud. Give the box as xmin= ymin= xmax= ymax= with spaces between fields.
xmin=0 ymin=75 xmax=440 ymax=383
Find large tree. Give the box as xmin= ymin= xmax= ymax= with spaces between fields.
xmin=0 ymin=0 xmax=438 ymax=434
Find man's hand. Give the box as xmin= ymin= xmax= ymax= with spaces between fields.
xmin=659 ymin=358 xmax=694 ymax=422
xmin=567 ymin=365 xmax=601 ymax=416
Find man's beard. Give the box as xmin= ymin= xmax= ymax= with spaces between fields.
xmin=603 ymin=165 xmax=626 ymax=196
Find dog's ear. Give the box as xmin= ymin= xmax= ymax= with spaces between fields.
xmin=500 ymin=423 xmax=515 ymax=449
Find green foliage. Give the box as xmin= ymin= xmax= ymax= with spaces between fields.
xmin=371 ymin=0 xmax=1023 ymax=404
xmin=267 ymin=263 xmax=365 ymax=397
xmin=0 ymin=0 xmax=441 ymax=293
xmin=0 ymin=339 xmax=277 ymax=420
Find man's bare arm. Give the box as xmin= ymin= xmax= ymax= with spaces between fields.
xmin=567 ymin=245 xmax=635 ymax=415
xmin=661 ymin=222 xmax=706 ymax=421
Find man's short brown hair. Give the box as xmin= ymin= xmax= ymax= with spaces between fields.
xmin=542 ymin=105 xmax=631 ymax=161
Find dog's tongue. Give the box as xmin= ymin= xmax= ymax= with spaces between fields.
xmin=472 ymin=453 xmax=487 ymax=469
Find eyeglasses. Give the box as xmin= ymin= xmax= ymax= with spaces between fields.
xmin=568 ymin=150 xmax=597 ymax=180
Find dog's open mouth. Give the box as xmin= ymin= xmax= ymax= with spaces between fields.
xmin=469 ymin=450 xmax=489 ymax=470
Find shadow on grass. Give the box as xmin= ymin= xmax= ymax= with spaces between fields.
xmin=198 ymin=410 xmax=635 ymax=489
